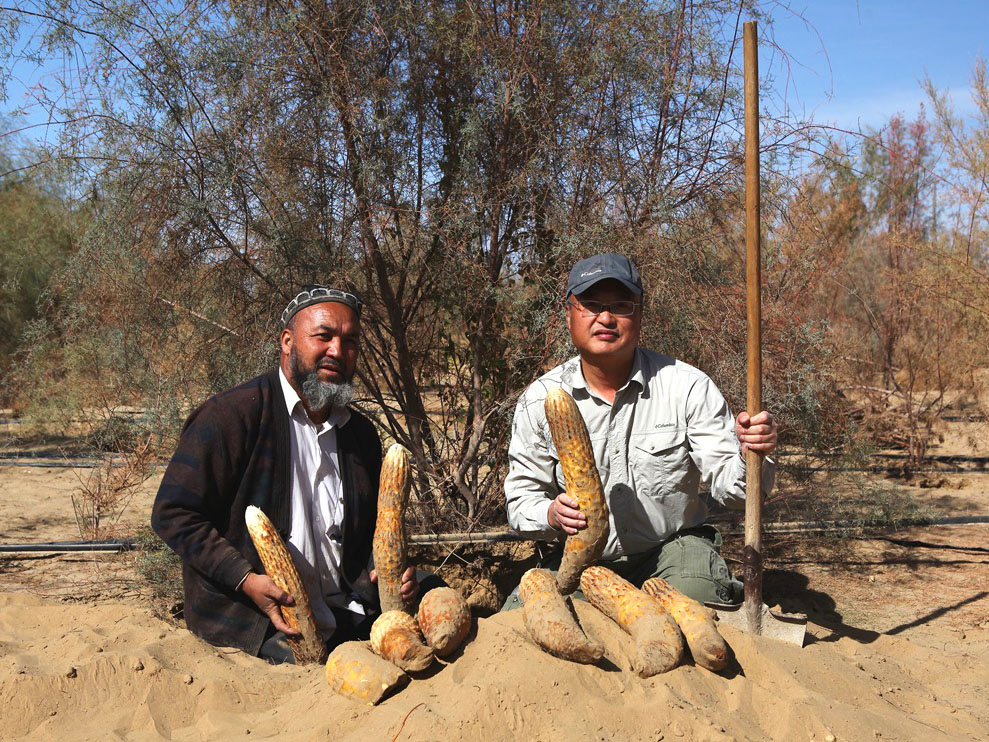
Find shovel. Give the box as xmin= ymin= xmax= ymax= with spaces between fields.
xmin=705 ymin=21 xmax=807 ymax=646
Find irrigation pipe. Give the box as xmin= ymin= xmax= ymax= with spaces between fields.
xmin=405 ymin=515 xmax=989 ymax=544
xmin=5 ymin=516 xmax=987 ymax=554
xmin=0 ymin=458 xmax=169 ymax=468
xmin=0 ymin=539 xmax=137 ymax=553
xmin=4 ymin=453 xmax=985 ymax=474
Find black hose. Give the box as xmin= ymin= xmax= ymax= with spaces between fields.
xmin=0 ymin=539 xmax=137 ymax=553
xmin=3 ymin=515 xmax=987 ymax=553
xmin=0 ymin=458 xmax=168 ymax=468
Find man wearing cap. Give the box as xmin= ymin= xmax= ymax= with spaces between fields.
xmin=504 ymin=254 xmax=778 ymax=605
xmin=152 ymin=286 xmax=418 ymax=662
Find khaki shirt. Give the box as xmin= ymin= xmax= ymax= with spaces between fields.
xmin=504 ymin=348 xmax=775 ymax=559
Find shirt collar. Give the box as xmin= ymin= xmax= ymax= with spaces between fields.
xmin=627 ymin=347 xmax=646 ymax=391
xmin=563 ymin=348 xmax=645 ymax=399
xmin=559 ymin=356 xmax=584 ymax=394
xmin=278 ymin=367 xmax=351 ymax=431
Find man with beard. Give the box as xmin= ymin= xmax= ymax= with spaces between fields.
xmin=152 ymin=286 xmax=417 ymax=662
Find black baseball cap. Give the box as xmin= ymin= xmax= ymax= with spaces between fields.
xmin=566 ymin=253 xmax=642 ymax=298
xmin=280 ymin=285 xmax=363 ymax=328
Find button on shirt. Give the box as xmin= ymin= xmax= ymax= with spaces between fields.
xmin=278 ymin=369 xmax=365 ymax=640
xmin=505 ymin=348 xmax=775 ymax=559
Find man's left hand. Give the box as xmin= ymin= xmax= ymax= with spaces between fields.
xmin=370 ymin=566 xmax=420 ymax=603
xmin=735 ymin=410 xmax=778 ymax=455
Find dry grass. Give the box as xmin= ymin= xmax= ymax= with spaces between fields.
xmin=70 ymin=433 xmax=155 ymax=540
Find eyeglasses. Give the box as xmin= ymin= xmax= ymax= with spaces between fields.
xmin=566 ymin=299 xmax=639 ymax=317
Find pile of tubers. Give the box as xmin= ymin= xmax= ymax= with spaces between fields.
xmin=327 ymin=444 xmax=472 ymax=704
xmin=253 ymin=388 xmax=732 ymax=708
xmin=248 ymin=444 xmax=473 ymax=705
xmin=518 ymin=387 xmax=730 ymax=677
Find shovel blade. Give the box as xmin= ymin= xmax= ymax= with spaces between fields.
xmin=706 ymin=601 xmax=807 ymax=646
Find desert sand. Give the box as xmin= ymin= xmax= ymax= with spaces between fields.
xmin=1 ymin=587 xmax=986 ymax=741
xmin=1 ymin=423 xmax=987 ymax=740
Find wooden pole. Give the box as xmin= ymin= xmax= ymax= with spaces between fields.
xmin=743 ymin=19 xmax=764 ymax=631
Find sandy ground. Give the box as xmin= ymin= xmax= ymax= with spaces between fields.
xmin=1 ymin=421 xmax=987 ymax=741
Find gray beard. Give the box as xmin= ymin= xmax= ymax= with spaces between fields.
xmin=300 ymin=372 xmax=355 ymax=411
xmin=291 ymin=349 xmax=355 ymax=412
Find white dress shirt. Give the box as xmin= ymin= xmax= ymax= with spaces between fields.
xmin=505 ymin=348 xmax=775 ymax=559
xmin=278 ymin=369 xmax=365 ymax=640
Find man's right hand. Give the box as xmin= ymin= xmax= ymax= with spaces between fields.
xmin=547 ymin=494 xmax=586 ymax=535
xmin=241 ymin=573 xmax=301 ymax=638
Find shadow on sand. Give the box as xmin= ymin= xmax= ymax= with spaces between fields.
xmin=762 ymin=567 xmax=988 ymax=644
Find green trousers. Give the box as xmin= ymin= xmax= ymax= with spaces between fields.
xmin=501 ymin=524 xmax=742 ymax=611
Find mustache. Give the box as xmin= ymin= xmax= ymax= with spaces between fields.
xmin=317 ymin=359 xmax=344 ymax=371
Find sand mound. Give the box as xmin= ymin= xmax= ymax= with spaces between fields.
xmin=1 ymin=591 xmax=986 ymax=741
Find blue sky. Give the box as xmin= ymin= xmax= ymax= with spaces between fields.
xmin=3 ymin=1 xmax=988 ymax=146
xmin=765 ymin=0 xmax=988 ymax=132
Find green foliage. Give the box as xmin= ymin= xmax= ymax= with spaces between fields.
xmin=134 ymin=525 xmax=184 ymax=621
xmin=0 ymin=140 xmax=79 ymax=384
xmin=2 ymin=0 xmax=774 ymax=525
xmin=859 ymin=479 xmax=936 ymax=531
xmin=7 ymin=0 xmax=981 ymax=527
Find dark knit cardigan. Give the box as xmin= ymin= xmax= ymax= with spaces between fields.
xmin=151 ymin=370 xmax=382 ymax=655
